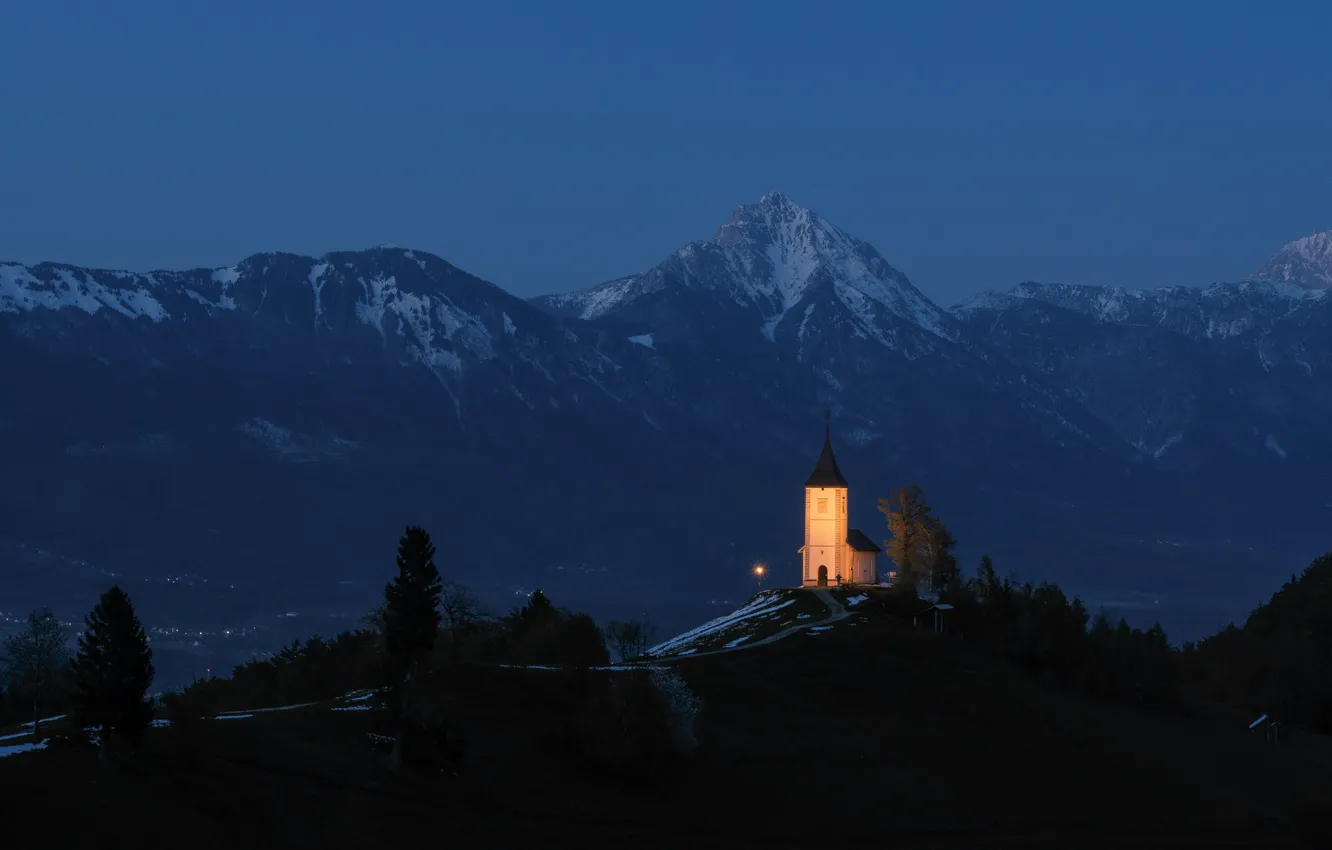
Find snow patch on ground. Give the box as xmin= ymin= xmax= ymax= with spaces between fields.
xmin=18 ymin=714 xmax=65 ymax=728
xmin=0 ymin=740 xmax=49 ymax=759
xmin=647 ymin=592 xmax=797 ymax=656
xmin=331 ymin=705 xmax=372 ymax=712
xmin=844 ymin=594 xmax=868 ymax=607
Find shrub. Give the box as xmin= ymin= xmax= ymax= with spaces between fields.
xmin=572 ymin=667 xmax=702 ymax=780
xmin=574 ymin=673 xmax=670 ymax=779
xmin=647 ymin=667 xmax=703 ymax=752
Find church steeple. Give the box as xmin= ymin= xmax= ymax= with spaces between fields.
xmin=805 ymin=409 xmax=848 ymax=488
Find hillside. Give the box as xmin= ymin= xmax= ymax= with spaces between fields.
xmin=645 ymin=587 xmax=860 ymax=657
xmin=5 ymin=196 xmax=1332 ymax=636
xmin=2 ymin=599 xmax=1327 ymax=848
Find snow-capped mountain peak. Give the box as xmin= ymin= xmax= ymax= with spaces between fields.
xmin=715 ymin=191 xmax=812 ymax=247
xmin=534 ymin=193 xmax=954 ymax=355
xmin=1250 ymin=230 xmax=1332 ymax=289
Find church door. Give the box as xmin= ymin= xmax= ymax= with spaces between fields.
xmin=817 ymin=565 xmax=828 ymax=587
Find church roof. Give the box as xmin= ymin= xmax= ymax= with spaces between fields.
xmin=846 ymin=528 xmax=881 ymax=553
xmin=805 ymin=417 xmax=849 ymax=488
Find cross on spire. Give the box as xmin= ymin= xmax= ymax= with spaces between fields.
xmin=807 ymin=410 xmax=847 ymax=487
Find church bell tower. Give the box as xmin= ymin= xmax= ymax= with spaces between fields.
xmin=801 ymin=411 xmax=849 ymax=587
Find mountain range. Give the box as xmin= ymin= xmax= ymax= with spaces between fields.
xmin=2 ymin=193 xmax=1329 ymax=634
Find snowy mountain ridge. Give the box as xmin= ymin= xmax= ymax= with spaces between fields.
xmin=0 ymin=249 xmax=559 ymax=383
xmin=1250 ymin=229 xmax=1332 ymax=289
xmin=953 ymin=277 xmax=1327 ymax=340
xmin=536 ymin=192 xmax=953 ymax=357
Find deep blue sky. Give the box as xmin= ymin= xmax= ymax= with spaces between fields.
xmin=2 ymin=1 xmax=1329 ymax=305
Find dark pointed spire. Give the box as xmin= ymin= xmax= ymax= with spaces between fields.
xmin=806 ymin=412 xmax=848 ymax=488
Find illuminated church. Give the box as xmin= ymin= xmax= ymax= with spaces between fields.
xmin=798 ymin=418 xmax=880 ymax=587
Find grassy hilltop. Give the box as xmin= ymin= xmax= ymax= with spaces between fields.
xmin=3 ymin=588 xmax=1330 ymax=849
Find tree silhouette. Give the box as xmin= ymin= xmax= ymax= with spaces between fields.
xmin=439 ymin=582 xmax=481 ymax=662
xmin=382 ymin=525 xmax=443 ymax=768
xmin=516 ymin=590 xmax=556 ymax=631
xmin=606 ymin=618 xmax=655 ymax=662
xmin=921 ymin=520 xmax=960 ymax=593
xmin=70 ymin=586 xmax=155 ymax=762
xmin=1 ymin=609 xmax=70 ymax=741
xmin=878 ymin=485 xmax=934 ymax=590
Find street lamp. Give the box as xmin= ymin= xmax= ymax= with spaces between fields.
xmin=753 ymin=563 xmax=766 ymax=591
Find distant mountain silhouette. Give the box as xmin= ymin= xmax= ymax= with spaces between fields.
xmin=2 ymin=196 xmax=1329 ymax=623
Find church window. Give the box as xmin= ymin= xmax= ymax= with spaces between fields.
xmin=817 ymin=498 xmax=828 ymax=514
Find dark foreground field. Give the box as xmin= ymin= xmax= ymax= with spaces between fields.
xmin=2 ymin=607 xmax=1329 ymax=849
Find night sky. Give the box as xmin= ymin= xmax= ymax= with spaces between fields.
xmin=3 ymin=0 xmax=1329 ymax=304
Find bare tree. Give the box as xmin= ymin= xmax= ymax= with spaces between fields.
xmin=605 ymin=617 xmax=655 ymax=663
xmin=919 ymin=518 xmax=959 ymax=593
xmin=439 ymin=581 xmax=481 ymax=662
xmin=2 ymin=608 xmax=71 ymax=741
xmin=878 ymin=485 xmax=946 ymax=591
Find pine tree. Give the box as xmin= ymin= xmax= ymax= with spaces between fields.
xmin=518 ymin=590 xmax=556 ymax=630
xmin=384 ymin=526 xmax=444 ymax=677
xmin=70 ymin=586 xmax=155 ymax=762
xmin=383 ymin=525 xmax=443 ymax=768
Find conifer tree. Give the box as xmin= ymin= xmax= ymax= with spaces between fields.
xmin=515 ymin=589 xmax=557 ymax=632
xmin=70 ymin=586 xmax=155 ymax=762
xmin=382 ymin=525 xmax=443 ymax=768
xmin=385 ymin=526 xmax=444 ymax=677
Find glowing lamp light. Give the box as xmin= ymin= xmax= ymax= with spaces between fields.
xmin=753 ymin=563 xmax=766 ymax=591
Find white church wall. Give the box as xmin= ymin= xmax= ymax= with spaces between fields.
xmin=847 ymin=550 xmax=877 ymax=584
xmin=804 ymin=486 xmax=847 ymax=585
